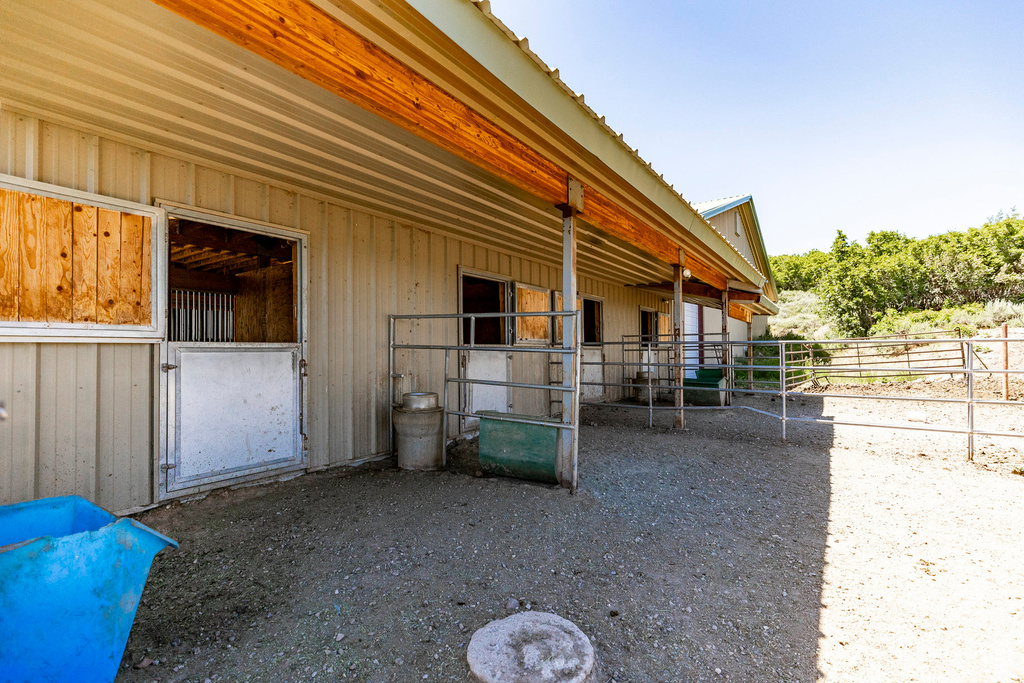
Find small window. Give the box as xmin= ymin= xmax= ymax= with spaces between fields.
xmin=582 ymin=298 xmax=602 ymax=344
xmin=639 ymin=307 xmax=658 ymax=344
xmin=552 ymin=291 xmax=583 ymax=344
xmin=462 ymin=274 xmax=506 ymax=345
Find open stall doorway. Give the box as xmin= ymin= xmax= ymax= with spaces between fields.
xmin=162 ymin=216 xmax=305 ymax=498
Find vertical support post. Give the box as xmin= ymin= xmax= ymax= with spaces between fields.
xmin=672 ymin=259 xmax=685 ymax=429
xmin=559 ymin=179 xmax=583 ymax=491
xmin=1002 ymin=322 xmax=1010 ymax=401
xmin=442 ymin=348 xmax=450 ymax=466
xmin=967 ymin=340 xmax=975 ymax=461
xmin=779 ymin=339 xmax=787 ymax=443
xmin=746 ymin=321 xmax=754 ymax=391
xmin=721 ymin=288 xmax=731 ymax=406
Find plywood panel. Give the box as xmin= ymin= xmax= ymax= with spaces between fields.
xmin=515 ymin=284 xmax=550 ymax=343
xmin=140 ymin=216 xmax=152 ymax=324
xmin=72 ymin=203 xmax=98 ymax=322
xmin=0 ymin=189 xmax=20 ymax=319
xmin=95 ymin=208 xmax=121 ymax=324
xmin=44 ymin=197 xmax=73 ymax=322
xmin=234 ymin=264 xmax=296 ymax=343
xmin=18 ymin=192 xmax=46 ymax=321
xmin=117 ymin=213 xmax=144 ymax=324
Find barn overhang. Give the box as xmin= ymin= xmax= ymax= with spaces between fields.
xmin=142 ymin=0 xmax=766 ymax=291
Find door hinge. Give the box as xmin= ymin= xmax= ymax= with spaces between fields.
xmin=160 ymin=463 xmax=176 ymax=472
xmin=161 ymin=363 xmax=178 ymax=372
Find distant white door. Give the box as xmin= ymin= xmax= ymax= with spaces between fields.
xmin=164 ymin=343 xmax=304 ymax=496
xmin=581 ymin=346 xmax=605 ymax=401
xmin=684 ymin=303 xmax=699 ymax=378
xmin=461 ymin=350 xmax=509 ymax=431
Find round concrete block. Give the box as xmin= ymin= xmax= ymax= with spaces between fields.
xmin=467 ymin=611 xmax=596 ymax=683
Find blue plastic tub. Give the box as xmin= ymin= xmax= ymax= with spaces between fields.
xmin=0 ymin=495 xmax=177 ymax=683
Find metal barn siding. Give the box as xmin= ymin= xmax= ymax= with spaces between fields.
xmin=1 ymin=109 xmax=674 ymax=505
xmin=707 ymin=209 xmax=756 ymax=265
xmin=0 ymin=343 xmax=154 ymax=511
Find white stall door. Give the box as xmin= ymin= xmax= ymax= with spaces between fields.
xmin=165 ymin=343 xmax=303 ymax=496
xmin=461 ymin=350 xmax=509 ymax=431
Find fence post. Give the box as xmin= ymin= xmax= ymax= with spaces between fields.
xmin=967 ymin=340 xmax=974 ymax=461
xmin=779 ymin=339 xmax=787 ymax=443
xmin=1003 ymin=322 xmax=1010 ymax=401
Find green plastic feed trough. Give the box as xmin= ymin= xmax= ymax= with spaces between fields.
xmin=478 ymin=411 xmax=560 ymax=484
xmin=0 ymin=495 xmax=177 ymax=683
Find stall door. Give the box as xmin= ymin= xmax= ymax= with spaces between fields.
xmin=165 ymin=344 xmax=303 ymax=494
xmin=161 ymin=216 xmax=304 ymax=497
xmin=461 ymin=350 xmax=510 ymax=431
xmin=460 ymin=273 xmax=510 ymax=431
xmin=684 ymin=303 xmax=699 ymax=378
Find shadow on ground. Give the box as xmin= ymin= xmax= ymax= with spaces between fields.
xmin=119 ymin=396 xmax=831 ymax=683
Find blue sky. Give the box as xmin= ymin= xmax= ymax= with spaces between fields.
xmin=488 ymin=0 xmax=1024 ymax=255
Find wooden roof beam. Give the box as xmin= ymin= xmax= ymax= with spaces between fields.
xmin=149 ymin=0 xmax=729 ymax=289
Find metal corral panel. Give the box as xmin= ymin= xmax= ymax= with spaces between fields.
xmin=0 ymin=343 xmax=154 ymax=511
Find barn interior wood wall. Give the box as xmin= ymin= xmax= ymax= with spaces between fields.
xmin=0 ymin=109 xmax=670 ymax=511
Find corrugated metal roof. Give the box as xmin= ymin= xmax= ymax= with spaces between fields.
xmin=693 ymin=195 xmax=753 ymax=219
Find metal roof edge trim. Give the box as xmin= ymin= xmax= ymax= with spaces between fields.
xmin=399 ymin=0 xmax=762 ymax=284
xmin=697 ymin=194 xmax=752 ymax=220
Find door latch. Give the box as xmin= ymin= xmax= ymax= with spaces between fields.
xmin=160 ymin=463 xmax=177 ymax=472
xmin=161 ymin=363 xmax=178 ymax=372
xmin=299 ymin=358 xmax=309 ymax=377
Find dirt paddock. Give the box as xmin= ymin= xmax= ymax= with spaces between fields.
xmin=118 ymin=397 xmax=1024 ymax=683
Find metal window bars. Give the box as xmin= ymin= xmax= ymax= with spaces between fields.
xmin=169 ymin=289 xmax=235 ymax=343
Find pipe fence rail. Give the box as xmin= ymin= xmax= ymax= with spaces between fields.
xmin=389 ymin=310 xmax=582 ymax=488
xmin=578 ymin=336 xmax=1023 ymax=461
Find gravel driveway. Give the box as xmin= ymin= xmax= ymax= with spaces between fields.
xmin=117 ymin=398 xmax=1024 ymax=683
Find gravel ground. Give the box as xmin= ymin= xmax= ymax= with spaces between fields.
xmin=116 ymin=395 xmax=1024 ymax=683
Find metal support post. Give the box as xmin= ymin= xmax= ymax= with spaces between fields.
xmin=442 ymin=348 xmax=450 ymax=466
xmin=779 ymin=339 xmax=787 ymax=443
xmin=1002 ymin=322 xmax=1010 ymax=401
xmin=721 ymin=288 xmax=731 ymax=406
xmin=746 ymin=321 xmax=754 ymax=391
xmin=558 ymin=179 xmax=583 ymax=491
xmin=672 ymin=260 xmax=685 ymax=428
